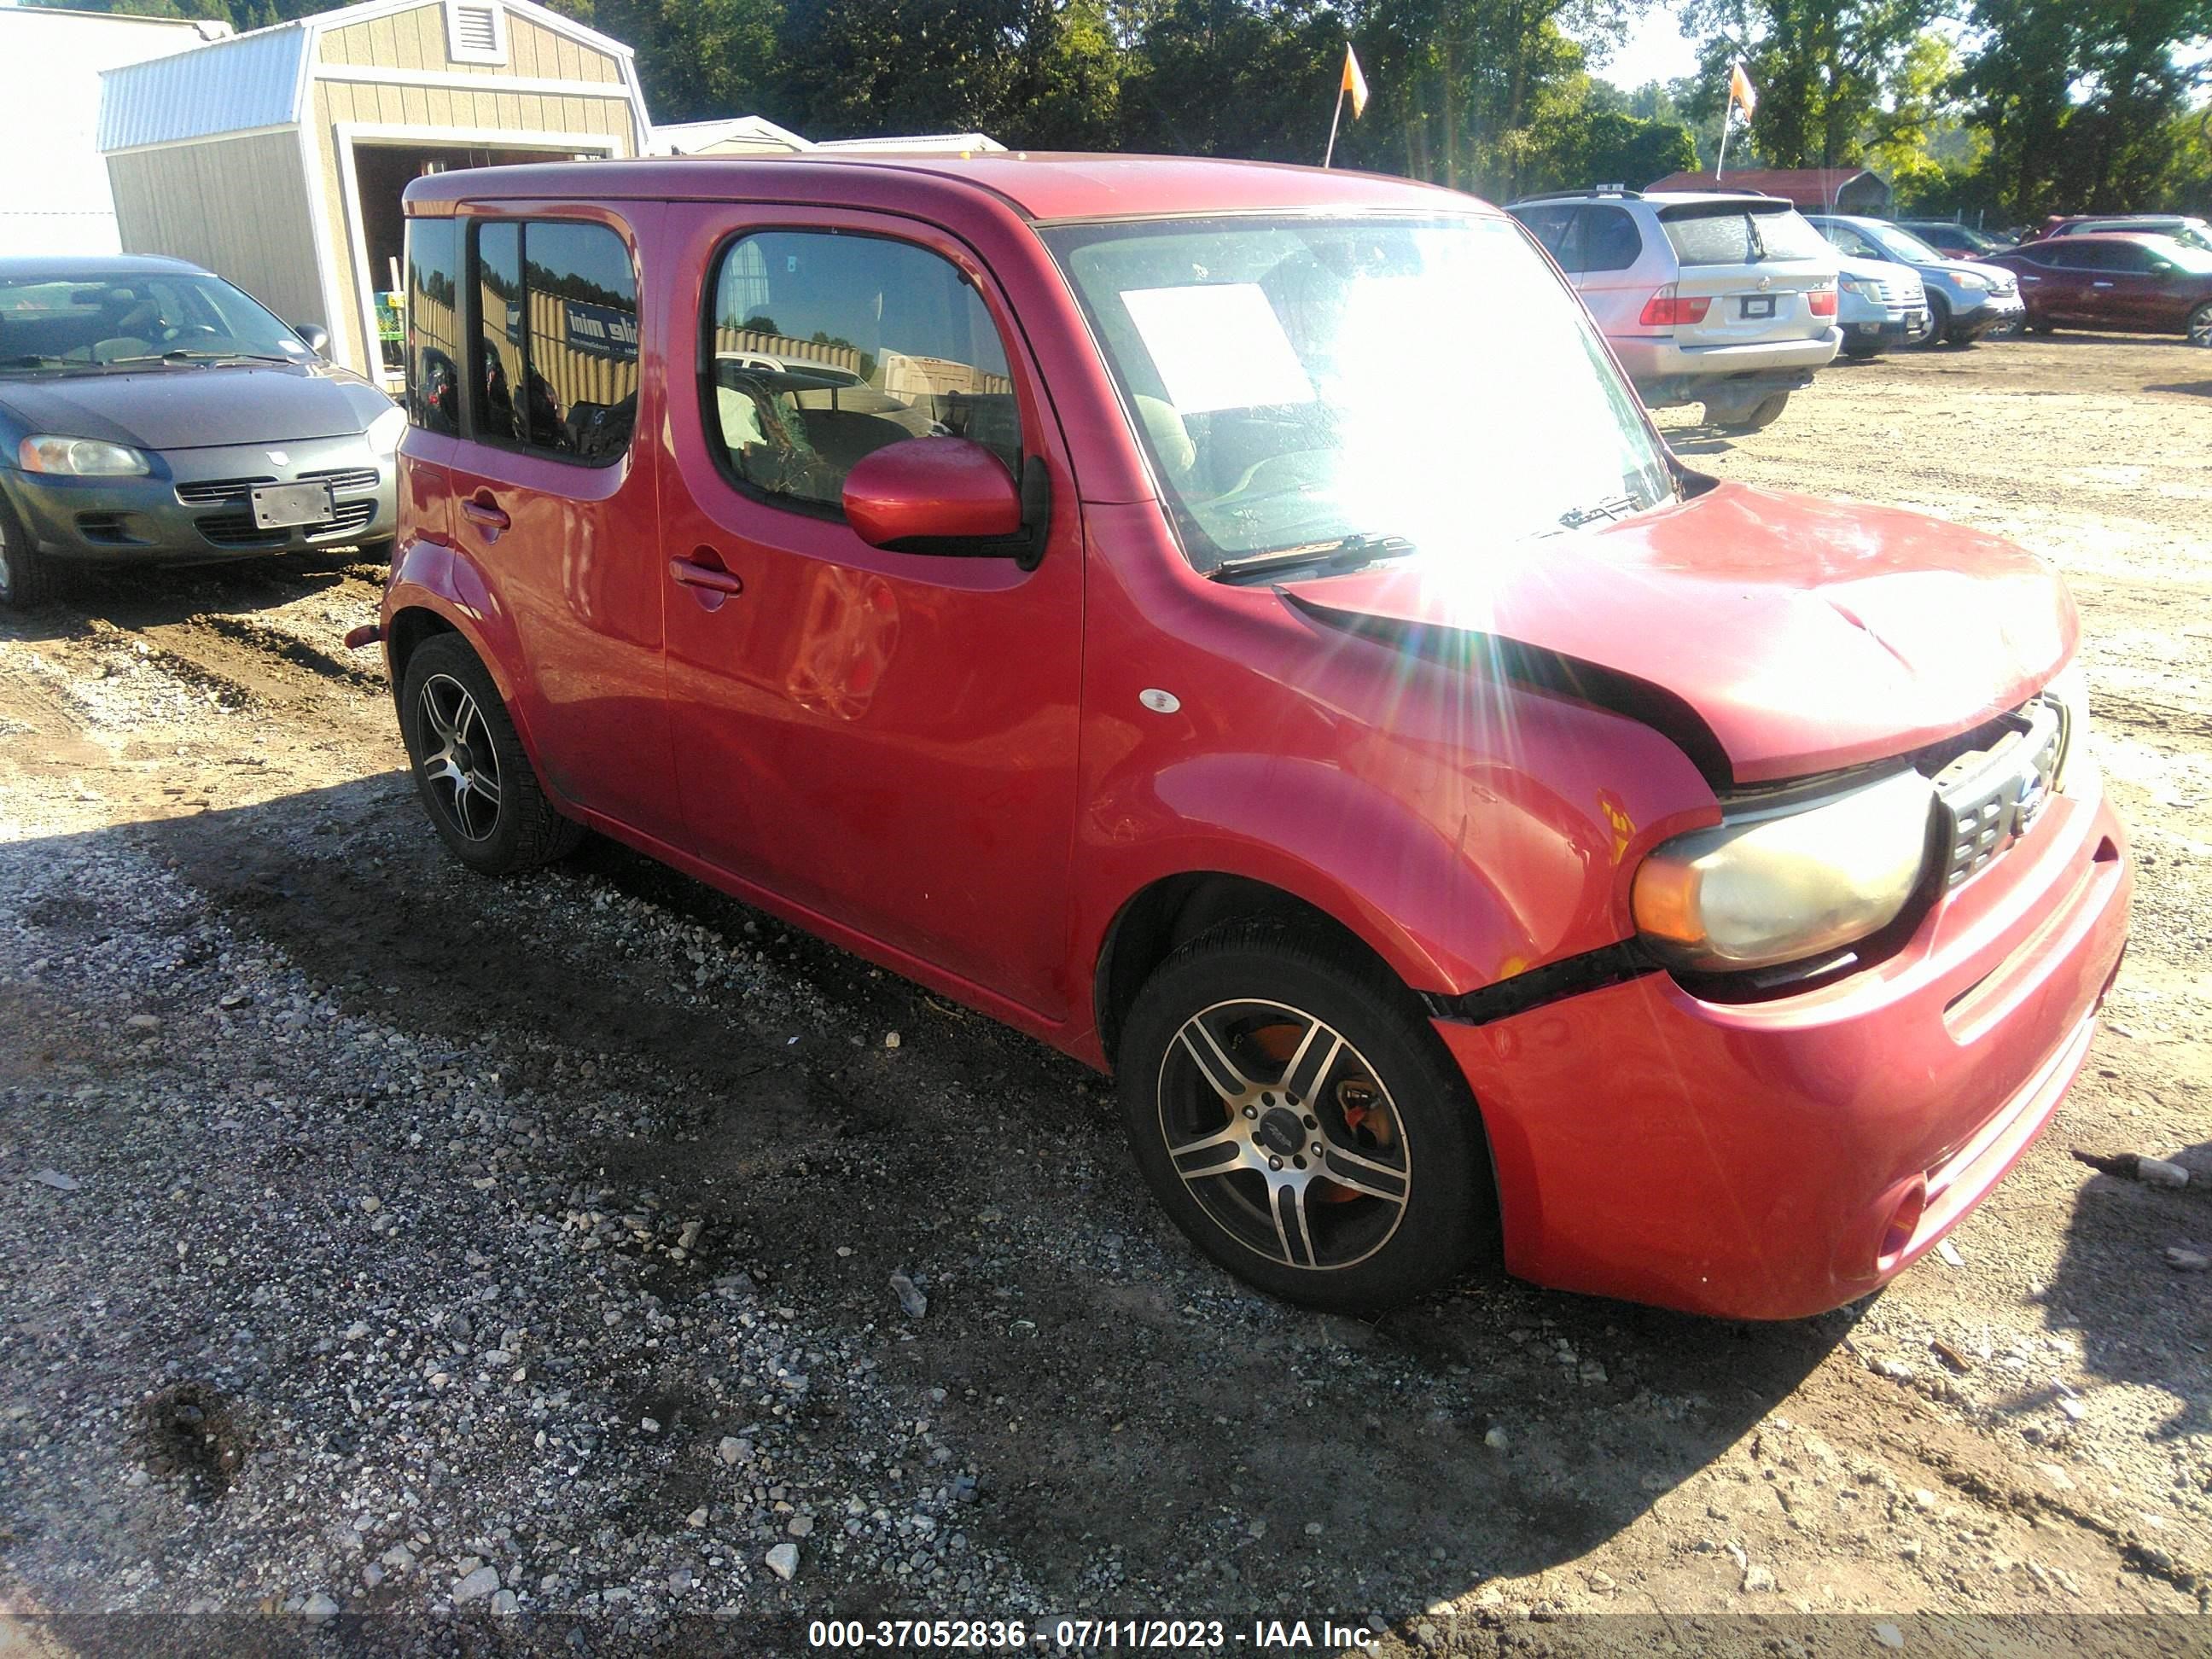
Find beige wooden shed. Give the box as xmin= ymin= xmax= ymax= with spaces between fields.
xmin=98 ymin=0 xmax=648 ymax=384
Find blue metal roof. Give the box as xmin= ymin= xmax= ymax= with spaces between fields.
xmin=97 ymin=25 xmax=307 ymax=152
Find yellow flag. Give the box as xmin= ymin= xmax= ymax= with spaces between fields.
xmin=1728 ymin=61 xmax=1758 ymax=119
xmin=1342 ymin=45 xmax=1369 ymax=119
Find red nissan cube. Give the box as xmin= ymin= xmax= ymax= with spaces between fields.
xmin=373 ymin=154 xmax=2129 ymax=1318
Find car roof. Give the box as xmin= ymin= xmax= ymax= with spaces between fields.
xmin=0 ymin=254 xmax=209 ymax=281
xmin=403 ymin=153 xmax=1481 ymax=225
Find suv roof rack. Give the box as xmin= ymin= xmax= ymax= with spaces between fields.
xmin=1508 ymin=185 xmax=1642 ymax=205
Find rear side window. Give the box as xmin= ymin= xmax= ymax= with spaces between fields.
xmin=1580 ymin=207 xmax=1642 ymax=273
xmin=704 ymin=231 xmax=1022 ymax=511
xmin=1663 ymin=204 xmax=1832 ymax=265
xmin=1512 ymin=205 xmax=1580 ymax=269
xmin=466 ymin=218 xmax=638 ymax=465
xmin=405 ymin=217 xmax=461 ymax=435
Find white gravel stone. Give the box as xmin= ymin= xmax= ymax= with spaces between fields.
xmin=452 ymin=1564 xmax=501 ymax=1604
xmin=765 ymin=1542 xmax=800 ymax=1581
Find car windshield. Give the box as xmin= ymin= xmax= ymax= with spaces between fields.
xmin=0 ymin=271 xmax=309 ymax=374
xmin=1868 ymin=224 xmax=1946 ymax=264
xmin=1040 ymin=214 xmax=1674 ymax=573
xmin=2144 ymin=236 xmax=2212 ymax=274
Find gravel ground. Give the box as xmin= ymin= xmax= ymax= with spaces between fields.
xmin=2 ymin=335 xmax=2209 ymax=1656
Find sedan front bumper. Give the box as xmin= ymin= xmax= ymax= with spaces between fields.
xmin=6 ymin=432 xmax=396 ymax=565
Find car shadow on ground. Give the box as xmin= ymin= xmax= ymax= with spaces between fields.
xmin=20 ymin=773 xmax=1844 ymax=1615
xmin=0 ymin=547 xmax=381 ymax=645
xmin=2042 ymin=1137 xmax=2211 ymax=1441
xmin=2146 ymin=379 xmax=2212 ymax=399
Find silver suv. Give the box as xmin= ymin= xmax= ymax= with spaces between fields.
xmin=1508 ymin=188 xmax=1841 ymax=431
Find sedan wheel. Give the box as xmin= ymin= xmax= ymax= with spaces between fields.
xmin=0 ymin=497 xmax=57 ymax=609
xmin=1118 ymin=920 xmax=1494 ymax=1310
xmin=2190 ymin=304 xmax=2212 ymax=349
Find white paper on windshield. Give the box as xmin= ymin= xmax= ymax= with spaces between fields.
xmin=1120 ymin=283 xmax=1314 ymax=415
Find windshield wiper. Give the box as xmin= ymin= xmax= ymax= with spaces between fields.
xmin=1208 ymin=533 xmax=1418 ymax=585
xmin=1556 ymin=494 xmax=1641 ymax=530
xmin=3 ymin=354 xmax=76 ymax=370
xmin=103 ymin=350 xmax=294 ymax=367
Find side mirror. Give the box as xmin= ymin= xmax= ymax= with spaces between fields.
xmin=295 ymin=323 xmax=332 ymax=358
xmin=2148 ymin=259 xmax=2175 ymax=278
xmin=841 ymin=436 xmax=1039 ymax=562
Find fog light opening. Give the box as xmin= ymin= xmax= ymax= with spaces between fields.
xmin=1877 ymin=1177 xmax=1930 ymax=1271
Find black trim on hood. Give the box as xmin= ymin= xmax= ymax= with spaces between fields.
xmin=1278 ymin=589 xmax=1736 ymax=790
xmin=1424 ymin=939 xmax=1661 ymax=1025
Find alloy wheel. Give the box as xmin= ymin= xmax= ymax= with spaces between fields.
xmin=1155 ymin=998 xmax=1412 ymax=1272
xmin=0 ymin=514 xmax=14 ymax=603
xmin=2190 ymin=306 xmax=2212 ymax=349
xmin=416 ymin=672 xmax=504 ymax=841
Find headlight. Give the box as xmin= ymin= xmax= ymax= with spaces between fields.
xmin=1632 ymin=768 xmax=1936 ymax=972
xmin=2045 ymin=661 xmax=2093 ymax=798
xmin=366 ymin=403 xmax=407 ymax=457
xmin=18 ymin=434 xmax=151 ymax=476
xmin=1838 ymin=276 xmax=1872 ymax=297
xmin=1950 ymin=272 xmax=1992 ymax=292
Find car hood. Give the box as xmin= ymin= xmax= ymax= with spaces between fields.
xmin=1922 ymin=257 xmax=2017 ymax=288
xmin=1278 ymin=481 xmax=2075 ymax=787
xmin=0 ymin=361 xmax=390 ymax=451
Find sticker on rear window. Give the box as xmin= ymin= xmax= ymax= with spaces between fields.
xmin=1120 ymin=283 xmax=1315 ymax=415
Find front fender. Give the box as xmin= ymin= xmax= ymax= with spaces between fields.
xmin=382 ymin=533 xmax=542 ymax=762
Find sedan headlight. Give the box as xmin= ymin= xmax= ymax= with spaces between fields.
xmin=18 ymin=434 xmax=151 ymax=476
xmin=1632 ymin=768 xmax=1936 ymax=973
xmin=1950 ymin=271 xmax=1993 ymax=292
xmin=367 ymin=403 xmax=407 ymax=457
xmin=1838 ymin=276 xmax=1873 ymax=297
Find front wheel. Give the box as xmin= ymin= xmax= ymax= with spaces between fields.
xmin=2188 ymin=303 xmax=2212 ymax=349
xmin=399 ymin=632 xmax=582 ymax=875
xmin=0 ymin=495 xmax=60 ymax=609
xmin=1919 ymin=293 xmax=1953 ymax=347
xmin=1116 ymin=920 xmax=1496 ymax=1311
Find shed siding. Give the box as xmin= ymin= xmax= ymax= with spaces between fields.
xmin=319 ymin=4 xmax=621 ymax=82
xmin=308 ymin=77 xmax=634 ymax=370
xmin=107 ymin=131 xmax=323 ymax=329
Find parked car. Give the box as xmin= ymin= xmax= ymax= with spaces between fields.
xmin=1509 ymin=188 xmax=1839 ymax=429
xmin=1896 ymin=220 xmax=2015 ymax=259
xmin=1982 ymin=232 xmax=2212 ymax=345
xmin=2040 ymin=214 xmax=2212 ymax=254
xmin=1835 ymin=253 xmax=1931 ymax=358
xmin=0 ymin=255 xmax=399 ymax=608
xmin=1804 ymin=214 xmax=2025 ymax=346
xmin=367 ymin=154 xmax=2128 ymax=1319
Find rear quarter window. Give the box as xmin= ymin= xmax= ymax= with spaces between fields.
xmin=405 ymin=218 xmax=462 ymax=435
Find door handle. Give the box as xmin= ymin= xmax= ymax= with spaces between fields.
xmin=2092 ymin=281 xmax=2115 ymax=288
xmin=669 ymin=555 xmax=743 ymax=597
xmin=462 ymin=497 xmax=510 ymax=533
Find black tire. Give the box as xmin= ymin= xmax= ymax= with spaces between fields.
xmin=399 ymin=632 xmax=581 ymax=875
xmin=0 ymin=493 xmax=60 ymax=609
xmin=1708 ymin=390 xmax=1790 ymax=432
xmin=1919 ymin=293 xmax=1953 ymax=347
xmin=2025 ymin=319 xmax=2057 ymax=336
xmin=2188 ymin=303 xmax=2212 ymax=349
xmin=1842 ymin=338 xmax=1883 ymax=361
xmin=1116 ymin=918 xmax=1496 ymax=1312
xmin=358 ymin=536 xmax=397 ymax=564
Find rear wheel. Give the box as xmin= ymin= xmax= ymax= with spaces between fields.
xmin=1116 ymin=920 xmax=1494 ymax=1312
xmin=2188 ymin=303 xmax=2212 ymax=349
xmin=0 ymin=495 xmax=59 ymax=609
xmin=399 ymin=632 xmax=581 ymax=875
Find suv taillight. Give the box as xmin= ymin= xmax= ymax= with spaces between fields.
xmin=1809 ymin=283 xmax=1838 ymax=317
xmin=1639 ymin=284 xmax=1712 ymax=327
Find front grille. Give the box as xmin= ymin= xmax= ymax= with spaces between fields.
xmin=196 ymin=497 xmax=377 ymax=550
xmin=176 ymin=465 xmax=381 ymax=509
xmin=1931 ymin=700 xmax=2066 ymax=890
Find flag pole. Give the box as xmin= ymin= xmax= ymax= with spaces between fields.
xmin=1715 ymin=105 xmax=1731 ymax=180
xmin=1324 ymin=81 xmax=1347 ymax=169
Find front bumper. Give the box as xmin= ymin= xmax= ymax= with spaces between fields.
xmin=7 ymin=433 xmax=396 ymax=564
xmin=1946 ymin=289 xmax=2026 ymax=337
xmin=1437 ymin=777 xmax=2131 ymax=1321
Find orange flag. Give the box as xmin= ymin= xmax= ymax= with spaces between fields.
xmin=1342 ymin=45 xmax=1369 ymax=119
xmin=1728 ymin=61 xmax=1758 ymax=119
